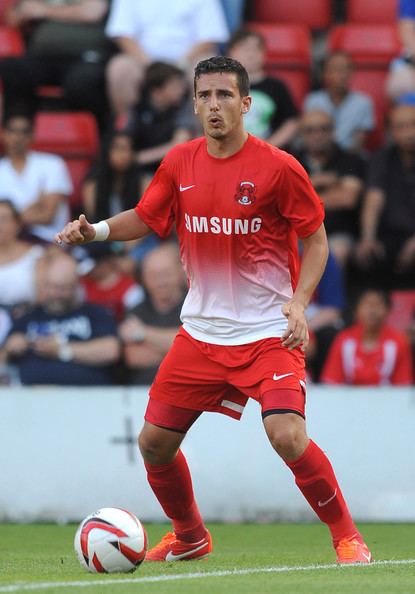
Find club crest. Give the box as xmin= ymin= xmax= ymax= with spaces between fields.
xmin=235 ymin=181 xmax=257 ymax=205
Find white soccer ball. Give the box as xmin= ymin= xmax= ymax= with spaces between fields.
xmin=74 ymin=507 xmax=147 ymax=573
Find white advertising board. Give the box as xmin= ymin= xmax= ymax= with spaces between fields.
xmin=0 ymin=385 xmax=414 ymax=522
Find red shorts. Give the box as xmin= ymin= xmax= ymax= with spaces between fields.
xmin=145 ymin=328 xmax=306 ymax=430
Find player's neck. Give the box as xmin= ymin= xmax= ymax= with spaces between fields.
xmin=206 ymin=129 xmax=249 ymax=159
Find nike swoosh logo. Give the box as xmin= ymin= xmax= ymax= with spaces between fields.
xmin=272 ymin=372 xmax=294 ymax=381
xmin=362 ymin=552 xmax=372 ymax=562
xmin=179 ymin=184 xmax=195 ymax=192
xmin=318 ymin=488 xmax=337 ymax=507
xmin=165 ymin=540 xmax=208 ymax=561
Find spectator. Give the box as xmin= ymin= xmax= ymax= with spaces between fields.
xmin=105 ymin=0 xmax=229 ymax=119
xmin=0 ymin=0 xmax=112 ymax=128
xmin=3 ymin=252 xmax=120 ymax=385
xmin=321 ymin=289 xmax=413 ymax=385
xmin=82 ymin=131 xmax=142 ymax=221
xmin=386 ymin=0 xmax=415 ymax=103
xmin=228 ymin=29 xmax=299 ymax=149
xmin=304 ymin=51 xmax=375 ymax=154
xmin=0 ymin=113 xmax=72 ymax=243
xmin=82 ymin=129 xmax=160 ymax=276
xmin=75 ymin=242 xmax=144 ymax=322
xmin=126 ymin=62 xmax=194 ymax=175
xmin=305 ymin=251 xmax=345 ymax=381
xmin=295 ymin=110 xmax=366 ymax=266
xmin=0 ymin=199 xmax=44 ymax=313
xmin=355 ymin=104 xmax=415 ymax=289
xmin=118 ymin=242 xmax=185 ymax=385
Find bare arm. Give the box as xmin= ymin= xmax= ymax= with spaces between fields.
xmin=266 ymin=118 xmax=299 ymax=148
xmin=399 ymin=18 xmax=415 ymax=55
xmin=21 ymin=193 xmax=63 ymax=226
xmin=113 ymin=36 xmax=150 ymax=63
xmin=15 ymin=0 xmax=108 ymax=24
xmin=55 ymin=209 xmax=152 ymax=245
xmin=355 ymin=188 xmax=386 ymax=266
xmin=319 ymin=176 xmax=363 ymax=210
xmin=282 ymin=223 xmax=329 ymax=350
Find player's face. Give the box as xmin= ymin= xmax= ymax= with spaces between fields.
xmin=194 ymin=72 xmax=251 ymax=140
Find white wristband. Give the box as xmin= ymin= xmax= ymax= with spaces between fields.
xmin=92 ymin=220 xmax=110 ymax=242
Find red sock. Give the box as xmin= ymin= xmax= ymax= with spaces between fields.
xmin=145 ymin=449 xmax=206 ymax=543
xmin=286 ymin=440 xmax=361 ymax=546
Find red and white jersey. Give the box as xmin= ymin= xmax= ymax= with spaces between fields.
xmin=136 ymin=135 xmax=324 ymax=345
xmin=321 ymin=324 xmax=414 ymax=386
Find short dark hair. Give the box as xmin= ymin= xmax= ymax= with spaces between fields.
xmin=3 ymin=111 xmax=34 ymax=131
xmin=194 ymin=56 xmax=250 ymax=97
xmin=228 ymin=28 xmax=265 ymax=52
xmin=144 ymin=61 xmax=184 ymax=91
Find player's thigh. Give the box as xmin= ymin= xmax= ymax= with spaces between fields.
xmin=150 ymin=329 xmax=229 ymax=412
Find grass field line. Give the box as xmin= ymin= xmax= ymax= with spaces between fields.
xmin=1 ymin=559 xmax=415 ymax=593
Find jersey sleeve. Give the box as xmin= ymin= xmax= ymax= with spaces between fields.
xmin=278 ymin=154 xmax=325 ymax=238
xmin=135 ymin=157 xmax=176 ymax=238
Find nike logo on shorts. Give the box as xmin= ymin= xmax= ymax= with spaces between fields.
xmin=272 ymin=372 xmax=295 ymax=381
xmin=318 ymin=488 xmax=338 ymax=507
xmin=179 ymin=183 xmax=195 ymax=192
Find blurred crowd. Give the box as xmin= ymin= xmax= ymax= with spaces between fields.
xmin=0 ymin=0 xmax=414 ymax=386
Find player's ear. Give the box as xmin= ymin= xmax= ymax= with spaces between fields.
xmin=241 ymin=95 xmax=252 ymax=114
xmin=193 ymin=97 xmax=198 ymax=115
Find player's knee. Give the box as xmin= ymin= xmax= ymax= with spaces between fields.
xmin=138 ymin=428 xmax=176 ymax=465
xmin=267 ymin=422 xmax=306 ymax=460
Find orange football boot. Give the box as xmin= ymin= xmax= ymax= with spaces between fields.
xmin=146 ymin=530 xmax=212 ymax=562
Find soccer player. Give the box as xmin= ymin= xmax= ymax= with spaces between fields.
xmin=56 ymin=56 xmax=372 ymax=564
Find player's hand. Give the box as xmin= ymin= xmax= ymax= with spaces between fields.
xmin=55 ymin=214 xmax=96 ymax=246
xmin=281 ymin=301 xmax=309 ymax=351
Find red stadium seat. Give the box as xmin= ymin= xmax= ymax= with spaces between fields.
xmin=253 ymin=0 xmax=332 ymax=30
xmin=347 ymin=0 xmax=398 ymax=23
xmin=265 ymin=68 xmax=310 ymax=110
xmin=32 ymin=112 xmax=99 ymax=209
xmin=350 ymin=69 xmax=390 ymax=150
xmin=32 ymin=112 xmax=98 ymax=157
xmin=328 ymin=24 xmax=401 ymax=68
xmin=247 ymin=23 xmax=311 ymax=69
xmin=0 ymin=25 xmax=23 ymax=57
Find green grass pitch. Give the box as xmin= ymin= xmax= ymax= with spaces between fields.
xmin=0 ymin=523 xmax=414 ymax=594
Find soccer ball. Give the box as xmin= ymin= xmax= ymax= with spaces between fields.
xmin=74 ymin=507 xmax=147 ymax=573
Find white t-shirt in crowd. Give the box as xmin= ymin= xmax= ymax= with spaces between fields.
xmin=0 ymin=245 xmax=45 ymax=307
xmin=106 ymin=0 xmax=229 ymax=63
xmin=0 ymin=151 xmax=73 ymax=242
